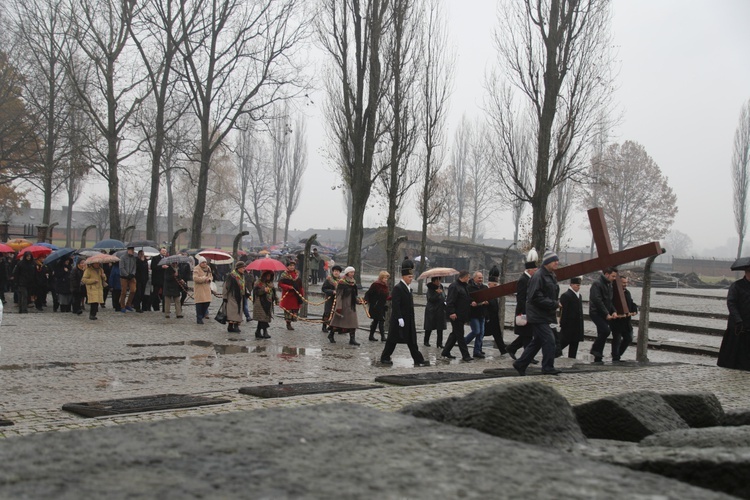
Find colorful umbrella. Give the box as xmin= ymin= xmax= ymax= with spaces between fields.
xmin=197 ymin=249 xmax=233 ymax=265
xmin=43 ymin=247 xmax=76 ymax=266
xmin=17 ymin=245 xmax=54 ymax=260
xmin=416 ymin=267 xmax=459 ymax=280
xmin=6 ymin=238 xmax=32 ymax=251
xmin=0 ymin=243 xmax=14 ymax=253
xmin=36 ymin=242 xmax=59 ymax=250
xmin=159 ymin=255 xmax=194 ymax=268
xmin=246 ymin=255 xmax=288 ymax=272
xmin=92 ymin=239 xmax=125 ymax=250
xmin=84 ymin=253 xmax=120 ymax=265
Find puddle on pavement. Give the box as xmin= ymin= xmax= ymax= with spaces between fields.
xmin=127 ymin=340 xmax=215 ymax=348
xmin=213 ymin=345 xmax=323 ymax=359
xmin=0 ymin=356 xmax=185 ymax=372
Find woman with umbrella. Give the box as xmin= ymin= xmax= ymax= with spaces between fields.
xmin=53 ymin=257 xmax=74 ymax=313
xmin=193 ymin=256 xmax=213 ymax=324
xmin=222 ymin=261 xmax=247 ymax=333
xmin=70 ymin=258 xmax=86 ymax=315
xmin=329 ymin=266 xmax=362 ymax=346
xmin=11 ymin=252 xmax=35 ymax=313
xmin=253 ymin=270 xmax=277 ymax=339
xmin=424 ymin=276 xmax=447 ymax=348
xmin=81 ymin=260 xmax=108 ymax=320
xmin=364 ymin=271 xmax=389 ymax=342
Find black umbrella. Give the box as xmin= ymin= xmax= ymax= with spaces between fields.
xmin=160 ymin=254 xmax=194 ymax=268
xmin=126 ymin=240 xmax=157 ymax=248
xmin=731 ymin=257 xmax=750 ymax=271
xmin=43 ymin=247 xmax=76 ymax=266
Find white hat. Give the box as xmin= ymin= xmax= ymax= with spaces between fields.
xmin=343 ymin=266 xmax=355 ymax=276
xmin=197 ymin=256 xmax=207 ymax=264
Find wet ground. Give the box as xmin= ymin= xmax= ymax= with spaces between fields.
xmin=0 ymin=284 xmax=744 ymax=438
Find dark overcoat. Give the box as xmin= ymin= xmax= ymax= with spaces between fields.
xmin=388 ymin=280 xmax=417 ymax=344
xmin=364 ymin=281 xmax=389 ymax=321
xmin=559 ymin=288 xmax=584 ymax=343
xmin=718 ymin=277 xmax=750 ymax=371
xmin=423 ymin=281 xmax=447 ymax=331
xmin=321 ymin=276 xmax=337 ymax=323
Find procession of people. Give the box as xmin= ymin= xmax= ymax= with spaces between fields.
xmin=1 ymin=239 xmax=748 ymax=372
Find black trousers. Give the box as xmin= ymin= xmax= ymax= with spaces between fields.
xmin=380 ymin=338 xmax=425 ymax=364
xmin=507 ymin=329 xmax=532 ymax=353
xmin=589 ymin=313 xmax=612 ymax=359
xmin=442 ymin=320 xmax=471 ymax=358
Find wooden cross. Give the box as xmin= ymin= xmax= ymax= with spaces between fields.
xmin=471 ymin=207 xmax=663 ymax=315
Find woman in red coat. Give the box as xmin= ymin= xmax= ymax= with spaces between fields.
xmin=278 ymin=259 xmax=304 ymax=330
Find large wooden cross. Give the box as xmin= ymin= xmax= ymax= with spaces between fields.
xmin=471 ymin=207 xmax=663 ymax=315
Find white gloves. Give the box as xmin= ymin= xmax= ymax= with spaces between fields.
xmin=398 ymin=318 xmax=405 ymax=327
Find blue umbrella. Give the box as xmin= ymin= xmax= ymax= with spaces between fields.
xmin=93 ymin=239 xmax=125 ymax=249
xmin=43 ymin=247 xmax=76 ymax=266
xmin=37 ymin=242 xmax=59 ymax=250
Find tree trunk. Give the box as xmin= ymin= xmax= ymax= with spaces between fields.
xmin=347 ymin=181 xmax=369 ymax=283
xmin=65 ymin=197 xmax=74 ymax=247
xmin=190 ymin=125 xmax=212 ymax=248
xmin=166 ymin=169 xmax=174 ymax=242
xmin=738 ymin=235 xmax=745 ymax=260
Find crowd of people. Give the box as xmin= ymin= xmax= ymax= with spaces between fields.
xmin=4 ymin=240 xmax=748 ymax=372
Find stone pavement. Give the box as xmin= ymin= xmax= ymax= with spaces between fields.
xmin=1 ymin=290 xmax=748 ymax=439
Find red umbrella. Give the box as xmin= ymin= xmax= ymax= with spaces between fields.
xmin=197 ymin=249 xmax=233 ymax=262
xmin=246 ymin=255 xmax=288 ymax=272
xmin=0 ymin=243 xmax=14 ymax=253
xmin=17 ymin=245 xmax=54 ymax=260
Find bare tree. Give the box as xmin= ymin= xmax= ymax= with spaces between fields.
xmin=663 ymin=229 xmax=693 ymax=258
xmin=283 ymin=115 xmax=307 ymax=244
xmin=269 ymin=109 xmax=290 ymax=244
xmin=318 ymin=0 xmax=392 ymax=279
xmin=10 ymin=0 xmax=74 ymax=226
xmin=547 ymin=176 xmax=574 ymax=251
xmin=176 ymin=0 xmax=309 ymax=248
xmin=450 ymin=116 xmax=472 ymax=240
xmin=732 ymin=99 xmax=750 ymax=259
xmin=129 ymin=0 xmax=187 ymax=241
xmin=584 ymin=141 xmax=677 ymax=251
xmin=415 ymin=0 xmax=452 ymax=291
xmin=467 ymin=126 xmax=495 ymax=243
xmin=62 ymin=89 xmax=92 ymax=247
xmin=235 ymin=124 xmax=272 ymax=244
xmin=66 ymin=0 xmax=146 ymax=240
xmin=489 ymin=0 xmax=615 ymax=252
xmin=381 ymin=0 xmax=421 ymax=284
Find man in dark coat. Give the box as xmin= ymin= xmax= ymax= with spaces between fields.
xmin=559 ymin=277 xmax=584 ymax=358
xmin=380 ymin=259 xmax=428 ymax=366
xmin=718 ymin=263 xmax=750 ymax=371
xmin=441 ymin=270 xmax=473 ymax=362
xmin=322 ymin=265 xmax=341 ymax=334
xmin=610 ymin=275 xmax=637 ymax=361
xmin=12 ymin=253 xmax=36 ymax=313
xmin=507 ymin=250 xmax=538 ymax=359
xmin=513 ymin=249 xmax=562 ymax=376
xmin=589 ymin=267 xmax=618 ymax=363
xmin=134 ymin=250 xmax=149 ymax=312
xmin=151 ymin=247 xmax=167 ymax=311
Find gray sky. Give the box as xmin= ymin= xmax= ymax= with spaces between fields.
xmin=292 ymin=0 xmax=750 ymax=256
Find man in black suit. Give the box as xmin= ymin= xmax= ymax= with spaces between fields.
xmin=441 ymin=270 xmax=474 ymax=362
xmin=380 ymin=259 xmax=429 ymax=367
xmin=559 ymin=277 xmax=584 ymax=358
xmin=507 ymin=249 xmax=538 ymax=360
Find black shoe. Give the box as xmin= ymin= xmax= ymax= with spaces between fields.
xmin=512 ymin=361 xmax=526 ymax=376
xmin=473 ymin=352 xmax=486 ymax=359
xmin=349 ymin=339 xmax=360 ymax=346
xmin=542 ymin=369 xmax=562 ymax=375
xmin=369 ymin=336 xmax=378 ymax=342
xmin=197 ymin=318 xmax=204 ymax=324
xmin=414 ymin=360 xmax=430 ymax=367
xmin=89 ymin=316 xmax=97 ymax=321
xmin=380 ymin=359 xmax=393 ymax=365
xmin=461 ymin=356 xmax=473 ymax=362
xmin=437 ymin=343 xmax=444 ymax=349
xmin=327 ymin=332 xmax=336 ymax=343
xmin=380 ymin=335 xmax=386 ymax=342
xmin=424 ymin=342 xmax=431 ymax=347
xmin=322 ymin=325 xmax=328 ymax=332
xmin=262 ymin=332 xmax=271 ymax=339
xmin=441 ymin=351 xmax=456 ymax=359
xmin=508 ymin=349 xmax=517 ymax=360
xmin=530 ymin=359 xmax=539 ymax=364
xmin=255 ymin=333 xmax=263 ymax=339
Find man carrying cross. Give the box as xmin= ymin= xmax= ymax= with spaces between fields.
xmin=512 ymin=250 xmax=562 ymax=376
xmin=589 ymin=267 xmax=618 ymax=363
